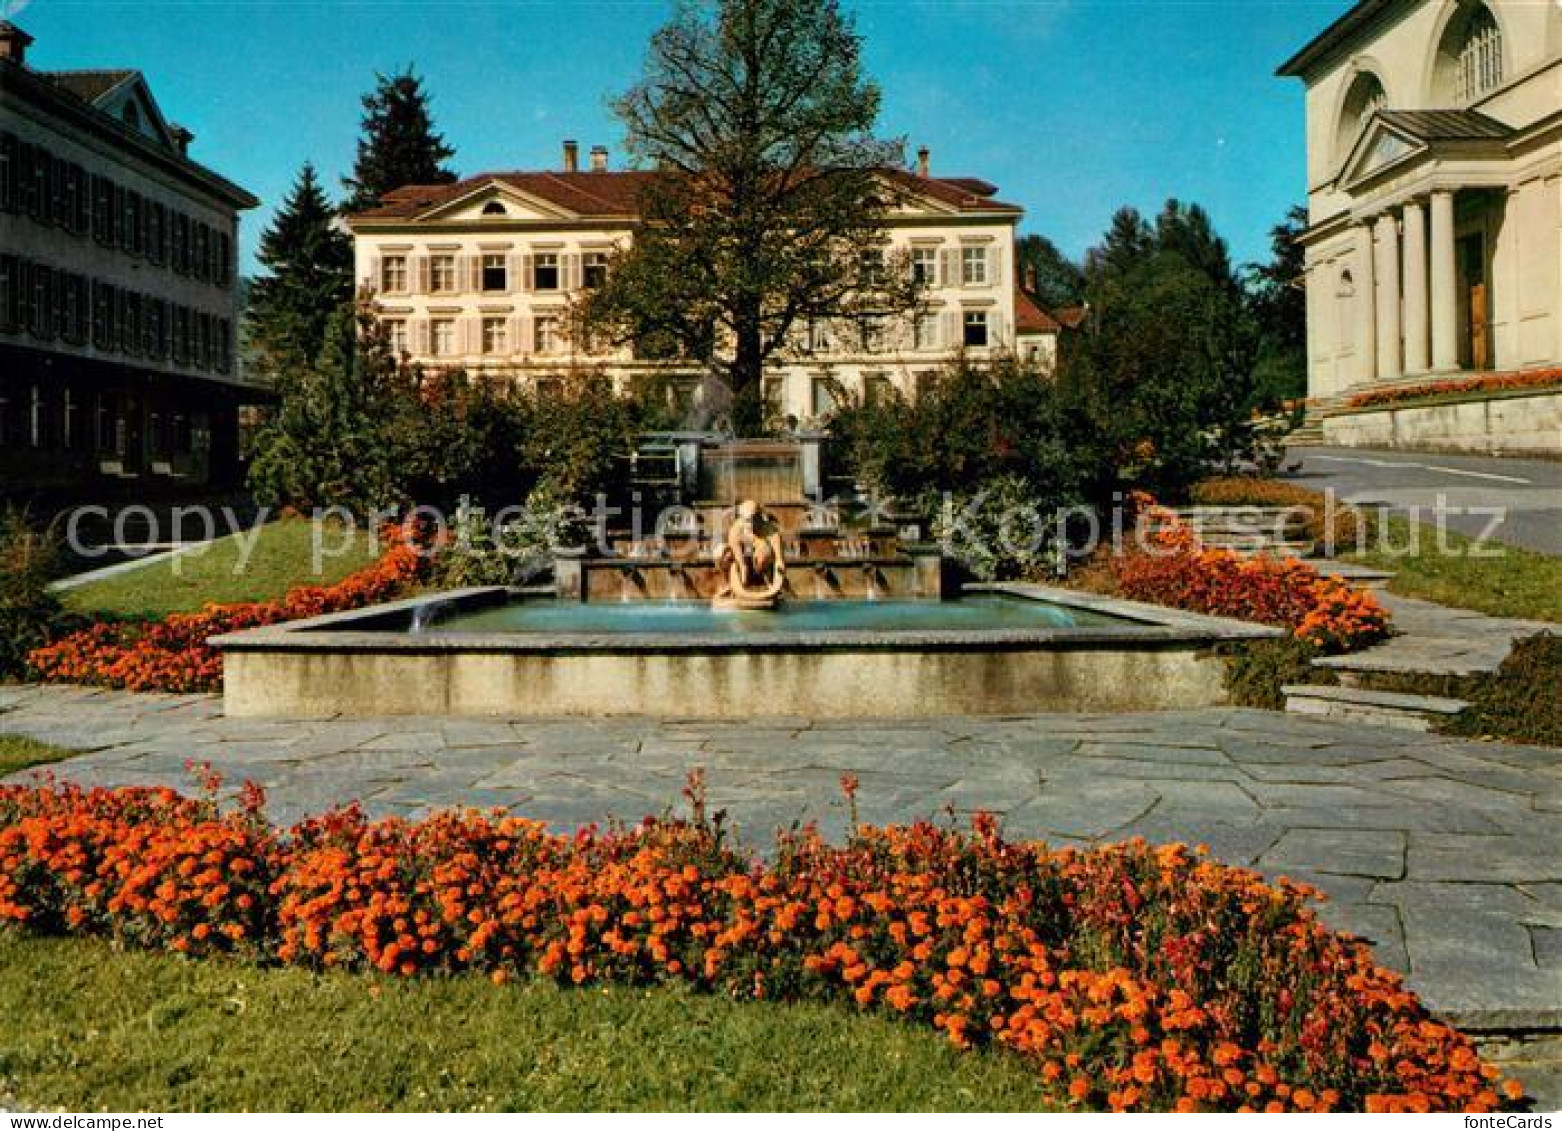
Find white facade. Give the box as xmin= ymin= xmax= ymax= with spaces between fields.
xmin=347 ymin=155 xmax=1042 ymax=423
xmin=1280 ymin=0 xmax=1562 ymax=404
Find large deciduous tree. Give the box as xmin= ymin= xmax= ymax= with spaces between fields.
xmin=245 ymin=162 xmax=353 ymax=368
xmin=580 ymin=0 xmax=919 ymax=434
xmin=341 ymin=68 xmax=457 ymax=215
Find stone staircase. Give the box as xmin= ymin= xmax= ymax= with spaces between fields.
xmin=1282 ymin=683 xmax=1469 ymax=732
xmin=1163 ymin=507 xmax=1316 ymax=558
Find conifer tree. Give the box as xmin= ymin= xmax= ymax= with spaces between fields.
xmin=341 ymin=68 xmax=457 ymax=214
xmin=246 ymin=162 xmax=353 ymax=366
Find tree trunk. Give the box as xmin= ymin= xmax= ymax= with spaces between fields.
xmin=730 ymin=317 xmax=766 ymax=437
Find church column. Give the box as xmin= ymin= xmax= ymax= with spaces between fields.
xmin=1354 ymin=221 xmax=1377 ymax=385
xmin=1430 ymin=189 xmax=1459 ymax=373
xmin=1374 ymin=211 xmax=1403 ymax=383
xmin=1402 ymin=199 xmax=1430 ymax=375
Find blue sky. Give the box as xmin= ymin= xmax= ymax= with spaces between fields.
xmin=12 ymin=0 xmax=1351 ymax=275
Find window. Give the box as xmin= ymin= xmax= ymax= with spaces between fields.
xmin=583 ymin=251 xmax=608 ymax=290
xmin=807 ymin=319 xmax=831 ymax=354
xmin=810 ymin=376 xmax=838 ymax=418
xmin=431 ymin=319 xmax=457 ymax=357
xmin=912 ymin=247 xmax=939 ymax=286
xmin=482 ymin=317 xmax=509 ymax=355
xmin=858 ymin=248 xmax=887 ymax=287
xmin=763 ymin=376 xmax=785 ymax=417
xmin=963 ymin=310 xmax=989 ymax=348
xmin=1456 ymin=4 xmax=1502 ymax=102
xmin=914 ymin=313 xmax=939 ymax=351
xmin=534 ymin=314 xmax=562 ymax=354
xmin=859 ymin=316 xmax=886 ymax=354
xmin=961 ymin=246 xmax=988 ymax=286
xmin=430 ymin=254 xmax=458 ymax=294
xmin=385 ymin=319 xmax=408 ymax=355
xmin=381 ymin=255 xmax=408 ymax=293
xmin=533 ymin=252 xmax=560 ymax=291
xmin=863 ymin=373 xmax=892 ymax=406
xmin=481 ymin=201 xmax=508 ymax=216
xmin=481 ymin=254 xmax=507 ymax=292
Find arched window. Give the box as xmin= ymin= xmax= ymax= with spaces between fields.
xmin=1434 ymin=2 xmax=1504 ymax=103
xmin=1336 ymin=71 xmax=1388 ymax=163
xmin=481 ymin=201 xmax=507 ymax=216
xmin=1455 ymin=4 xmax=1503 ymax=102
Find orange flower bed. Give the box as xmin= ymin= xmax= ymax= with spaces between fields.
xmin=1346 ymin=367 xmax=1562 ymax=411
xmin=26 ymin=540 xmax=428 ymax=694
xmin=1116 ymin=515 xmax=1389 ymax=653
xmin=0 ymin=776 xmax=1518 ymax=1112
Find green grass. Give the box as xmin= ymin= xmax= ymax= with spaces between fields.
xmin=62 ymin=518 xmax=384 ymax=621
xmin=0 ymin=735 xmax=74 ymax=777
xmin=0 ymin=933 xmax=1052 ymax=1112
xmin=1347 ymin=515 xmax=1562 ymax=623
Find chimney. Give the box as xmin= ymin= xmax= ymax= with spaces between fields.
xmin=0 ymin=22 xmax=34 ymax=66
xmin=562 ymin=139 xmax=579 ymax=173
xmin=170 ymin=125 xmax=193 ymax=157
xmin=916 ymin=145 xmax=930 ymax=178
xmin=1025 ymin=263 xmax=1038 ymax=295
xmin=590 ymin=145 xmax=608 ymax=173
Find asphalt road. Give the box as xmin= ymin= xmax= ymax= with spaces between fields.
xmin=1283 ymin=446 xmax=1562 ymax=556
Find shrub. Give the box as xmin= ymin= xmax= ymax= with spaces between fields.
xmin=1190 ymin=477 xmax=1369 ymax=552
xmin=0 ymin=777 xmax=1521 ymax=1113
xmin=0 ymin=509 xmax=72 ymax=682
xmin=1222 ymin=638 xmax=1336 ymax=710
xmin=929 ymin=474 xmax=1072 ymax=582
xmin=27 ymin=538 xmax=428 ymax=694
xmin=431 ymin=484 xmax=589 ymax=590
xmin=1445 ymin=632 xmax=1562 ymax=747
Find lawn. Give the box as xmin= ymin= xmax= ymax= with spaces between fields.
xmin=1347 ymin=515 xmax=1562 ymax=623
xmin=0 ymin=736 xmax=74 ymax=777
xmin=0 ymin=933 xmax=1050 ymax=1112
xmin=61 ymin=517 xmax=385 ymax=620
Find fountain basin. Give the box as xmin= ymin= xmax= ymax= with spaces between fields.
xmin=211 ymin=585 xmax=1280 ymax=719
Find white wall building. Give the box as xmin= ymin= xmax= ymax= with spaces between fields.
xmin=347 ymin=143 xmax=1052 ymax=422
xmin=1279 ymin=0 xmax=1562 ymax=407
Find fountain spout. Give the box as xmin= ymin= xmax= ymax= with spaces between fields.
xmin=861 ymin=563 xmax=883 ymax=601
xmin=619 ymin=566 xmax=648 ymax=603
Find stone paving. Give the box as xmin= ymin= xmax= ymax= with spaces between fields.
xmin=3 ymin=684 xmax=1561 ymax=1034
xmin=1316 ymin=590 xmax=1557 ymax=679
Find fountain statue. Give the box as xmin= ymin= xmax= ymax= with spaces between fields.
xmin=712 ymin=500 xmax=787 ymax=610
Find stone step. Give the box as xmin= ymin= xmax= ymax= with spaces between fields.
xmin=1282 ymin=683 xmax=1469 ymax=732
xmin=1311 ymin=560 xmax=1397 ymax=590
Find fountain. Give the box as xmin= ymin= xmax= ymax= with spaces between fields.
xmin=213 ymin=435 xmax=1281 ymax=718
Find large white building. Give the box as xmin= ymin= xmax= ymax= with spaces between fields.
xmin=0 ymin=22 xmax=258 ymax=497
xmin=1279 ymin=0 xmax=1562 ymax=407
xmin=347 ymin=143 xmax=1057 ymax=422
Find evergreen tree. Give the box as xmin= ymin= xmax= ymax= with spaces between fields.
xmin=245 ymin=163 xmax=354 ymax=366
xmin=1014 ymin=234 xmax=1085 ymax=310
xmin=1084 ymin=207 xmax=1154 ymax=285
xmin=341 ymin=68 xmax=457 ymax=214
xmin=1245 ymin=205 xmax=1309 ymax=407
xmin=247 ymin=302 xmax=411 ymax=513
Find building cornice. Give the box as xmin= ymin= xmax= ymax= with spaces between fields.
xmin=0 ymin=59 xmax=259 ymax=211
xmin=1278 ymin=0 xmax=1406 ymax=81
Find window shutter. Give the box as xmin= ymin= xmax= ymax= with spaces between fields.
xmin=414 ymin=256 xmax=430 ymax=294
xmin=940 ymin=249 xmax=957 ymax=288
xmin=412 ymin=318 xmax=430 ymax=356
xmin=990 ymin=311 xmax=1007 ymax=347
xmin=508 ymin=314 xmax=526 ymax=357
xmin=943 ymin=311 xmax=960 ymax=349
xmin=988 ymin=247 xmax=1002 ymax=290
xmin=521 ymin=255 xmax=535 ymax=293
xmin=507 ymin=253 xmax=523 ymax=295
xmin=566 ymin=253 xmax=582 ymax=292
xmin=367 ymin=255 xmax=381 ymax=293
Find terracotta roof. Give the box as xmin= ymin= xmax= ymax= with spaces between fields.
xmin=1375 ymin=109 xmax=1514 ymax=143
xmin=43 ymin=68 xmax=136 ymax=105
xmin=350 ymin=168 xmax=1022 ymax=223
xmin=1013 ymin=287 xmax=1060 ymax=335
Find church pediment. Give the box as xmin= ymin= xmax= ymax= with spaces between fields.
xmin=1340 ymin=117 xmax=1430 ymax=190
